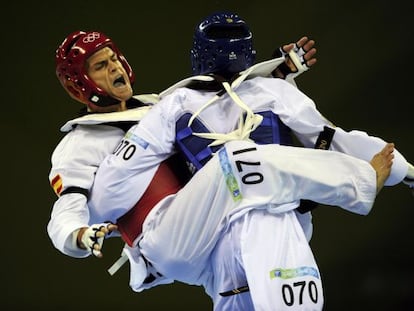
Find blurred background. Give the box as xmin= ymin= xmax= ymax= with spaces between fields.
xmin=2 ymin=0 xmax=413 ymax=310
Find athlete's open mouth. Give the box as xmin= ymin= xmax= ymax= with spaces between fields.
xmin=113 ymin=75 xmax=126 ymax=87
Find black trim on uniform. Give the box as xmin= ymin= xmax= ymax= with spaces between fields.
xmin=75 ymin=96 xmax=150 ymax=117
xmin=60 ymin=186 xmax=89 ymax=199
xmin=314 ymin=126 xmax=335 ymax=150
xmin=187 ymin=79 xmax=223 ymax=92
xmin=297 ymin=126 xmax=336 ymax=214
xmin=297 ymin=199 xmax=320 ymax=214
xmin=103 ymin=121 xmax=138 ymax=133
xmin=219 ymin=285 xmax=250 ymax=297
xmin=74 ymin=97 xmax=153 ymax=132
xmin=126 ymin=97 xmax=150 ymax=109
xmin=141 ymin=254 xmax=165 ymax=284
xmin=186 ymin=74 xmax=241 ymax=93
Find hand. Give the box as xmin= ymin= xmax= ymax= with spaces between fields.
xmin=77 ymin=223 xmax=118 ymax=258
xmin=272 ymin=36 xmax=317 ymax=79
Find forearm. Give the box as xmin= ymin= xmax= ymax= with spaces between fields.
xmin=47 ymin=194 xmax=90 ymax=258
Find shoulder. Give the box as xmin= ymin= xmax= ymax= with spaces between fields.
xmin=51 ymin=124 xmax=123 ymax=167
xmin=155 ymin=87 xmax=200 ymax=114
xmin=241 ymin=76 xmax=291 ymax=93
xmin=56 ymin=124 xmax=123 ymax=150
xmin=59 ymin=107 xmax=151 ymax=132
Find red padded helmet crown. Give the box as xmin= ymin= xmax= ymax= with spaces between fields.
xmin=55 ymin=31 xmax=135 ymax=107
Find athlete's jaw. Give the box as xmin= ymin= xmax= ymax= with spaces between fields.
xmin=109 ymin=72 xmax=133 ymax=101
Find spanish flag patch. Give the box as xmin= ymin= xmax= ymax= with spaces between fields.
xmin=51 ymin=174 xmax=63 ymax=196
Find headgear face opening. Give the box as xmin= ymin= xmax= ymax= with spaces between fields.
xmin=55 ymin=31 xmax=135 ymax=107
xmin=190 ymin=11 xmax=256 ymax=79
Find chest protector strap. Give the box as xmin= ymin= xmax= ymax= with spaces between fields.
xmin=176 ymin=113 xmax=221 ymax=172
xmin=249 ymin=111 xmax=293 ymax=146
xmin=175 ymin=111 xmax=293 ymax=174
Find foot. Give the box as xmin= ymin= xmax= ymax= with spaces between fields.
xmin=370 ymin=143 xmax=394 ymax=194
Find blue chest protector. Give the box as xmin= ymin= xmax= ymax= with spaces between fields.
xmin=175 ymin=110 xmax=293 ymax=174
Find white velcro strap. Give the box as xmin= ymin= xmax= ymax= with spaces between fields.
xmin=288 ymin=49 xmax=306 ymax=73
xmin=108 ymin=250 xmax=129 ymax=276
xmin=190 ymin=82 xmax=263 ymax=147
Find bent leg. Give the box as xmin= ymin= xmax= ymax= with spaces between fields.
xmin=139 ymin=140 xmax=379 ymax=285
xmin=139 ymin=154 xmax=237 ymax=285
xmin=223 ymin=140 xmax=378 ymax=215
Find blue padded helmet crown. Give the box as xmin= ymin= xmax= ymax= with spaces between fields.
xmin=190 ymin=11 xmax=256 ymax=79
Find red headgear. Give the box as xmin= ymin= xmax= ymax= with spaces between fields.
xmin=55 ymin=31 xmax=135 ymax=107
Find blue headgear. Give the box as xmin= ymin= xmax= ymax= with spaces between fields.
xmin=190 ymin=11 xmax=256 ymax=79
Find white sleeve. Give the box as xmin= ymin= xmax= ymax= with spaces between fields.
xmin=47 ymin=125 xmax=124 ymax=257
xmin=263 ymin=79 xmax=408 ymax=186
xmin=259 ymin=78 xmax=333 ymax=148
xmin=47 ymin=193 xmax=90 ymax=258
xmin=89 ymin=102 xmax=177 ymax=223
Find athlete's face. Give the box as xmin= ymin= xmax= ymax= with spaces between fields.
xmin=86 ymin=47 xmax=133 ymax=103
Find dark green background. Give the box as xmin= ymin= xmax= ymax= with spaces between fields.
xmin=3 ymin=0 xmax=413 ymax=310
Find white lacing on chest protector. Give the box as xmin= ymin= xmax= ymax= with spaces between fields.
xmin=188 ymin=81 xmax=263 ymax=147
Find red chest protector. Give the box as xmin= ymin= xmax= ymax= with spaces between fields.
xmin=116 ymin=155 xmax=190 ymax=246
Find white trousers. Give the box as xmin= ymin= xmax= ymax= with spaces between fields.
xmin=211 ymin=209 xmax=323 ymax=311
xmin=134 ymin=140 xmax=376 ymax=292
